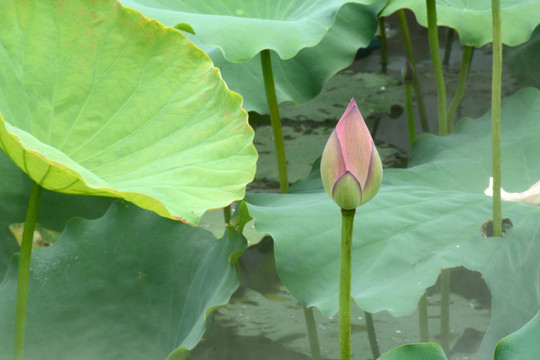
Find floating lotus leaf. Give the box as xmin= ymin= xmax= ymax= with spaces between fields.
xmin=0 ymin=201 xmax=246 ymax=359
xmin=245 ymin=88 xmax=540 ymax=359
xmin=494 ymin=309 xmax=540 ymax=360
xmin=0 ymin=0 xmax=257 ymax=225
xmin=381 ymin=0 xmax=540 ymax=47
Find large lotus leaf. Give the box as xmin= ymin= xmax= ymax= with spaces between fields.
xmin=0 ymin=151 xmax=112 ymax=279
xmin=378 ymin=343 xmax=447 ymax=360
xmin=120 ymin=0 xmax=378 ymax=63
xmin=0 ymin=201 xmax=246 ymax=359
xmin=189 ymin=2 xmax=381 ymax=113
xmin=244 ymin=88 xmax=540 ymax=359
xmin=494 ymin=308 xmax=540 ymax=360
xmin=381 ymin=0 xmax=540 ymax=47
xmin=0 ymin=0 xmax=257 ymax=225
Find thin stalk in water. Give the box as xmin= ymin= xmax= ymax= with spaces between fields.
xmin=443 ymin=28 xmax=455 ymax=68
xmin=303 ymin=307 xmax=322 ymax=360
xmin=223 ymin=204 xmax=232 ymax=225
xmin=378 ymin=16 xmax=388 ymax=74
xmin=260 ymin=49 xmax=289 ymax=194
xmin=440 ymin=269 xmax=451 ymax=354
xmin=397 ymin=10 xmax=429 ymax=133
xmin=339 ymin=208 xmax=356 ymax=359
xmin=447 ymin=46 xmax=474 ymax=132
xmin=364 ymin=311 xmax=380 ymax=359
xmin=426 ymin=0 xmax=448 ymax=136
xmin=402 ymin=61 xmax=416 ymax=148
xmin=491 ymin=0 xmax=503 ymax=237
xmin=14 ymin=182 xmax=43 ymax=360
xmin=418 ymin=292 xmax=429 ymax=342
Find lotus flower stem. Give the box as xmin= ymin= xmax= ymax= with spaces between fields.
xmin=491 ymin=0 xmax=503 ymax=237
xmin=260 ymin=49 xmax=289 ymax=194
xmin=378 ymin=16 xmax=388 ymax=74
xmin=303 ymin=307 xmax=322 ymax=360
xmin=447 ymin=46 xmax=474 ymax=132
xmin=339 ymin=208 xmax=356 ymax=359
xmin=397 ymin=10 xmax=429 ymax=133
xmin=14 ymin=182 xmax=43 ymax=360
xmin=364 ymin=311 xmax=380 ymax=358
xmin=443 ymin=28 xmax=455 ymax=68
xmin=440 ymin=269 xmax=451 ymax=354
xmin=426 ymin=0 xmax=448 ymax=136
xmin=418 ymin=292 xmax=429 ymax=342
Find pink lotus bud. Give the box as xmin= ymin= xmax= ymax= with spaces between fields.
xmin=321 ymin=99 xmax=383 ymax=210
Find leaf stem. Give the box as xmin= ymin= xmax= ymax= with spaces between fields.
xmin=443 ymin=28 xmax=455 ymax=68
xmin=491 ymin=0 xmax=503 ymax=237
xmin=404 ymin=74 xmax=416 ymax=148
xmin=426 ymin=0 xmax=448 ymax=136
xmin=260 ymin=49 xmax=289 ymax=193
xmin=339 ymin=208 xmax=356 ymax=359
xmin=440 ymin=269 xmax=451 ymax=355
xmin=14 ymin=182 xmax=43 ymax=360
xmin=378 ymin=16 xmax=388 ymax=74
xmin=364 ymin=311 xmax=380 ymax=359
xmin=223 ymin=204 xmax=232 ymax=225
xmin=447 ymin=46 xmax=474 ymax=132
xmin=397 ymin=10 xmax=429 ymax=133
xmin=418 ymin=292 xmax=429 ymax=342
xmin=303 ymin=307 xmax=322 ymax=360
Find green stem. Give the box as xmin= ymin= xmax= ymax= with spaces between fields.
xmin=378 ymin=16 xmax=387 ymax=74
xmin=339 ymin=208 xmax=356 ymax=360
xmin=260 ymin=49 xmax=289 ymax=194
xmin=491 ymin=0 xmax=503 ymax=237
xmin=303 ymin=307 xmax=322 ymax=360
xmin=14 ymin=182 xmax=43 ymax=360
xmin=443 ymin=28 xmax=455 ymax=68
xmin=440 ymin=269 xmax=451 ymax=355
xmin=364 ymin=311 xmax=380 ymax=359
xmin=418 ymin=292 xmax=429 ymax=342
xmin=426 ymin=0 xmax=448 ymax=136
xmin=223 ymin=205 xmax=232 ymax=225
xmin=404 ymin=81 xmax=416 ymax=148
xmin=447 ymin=46 xmax=474 ymax=132
xmin=397 ymin=10 xmax=429 ymax=133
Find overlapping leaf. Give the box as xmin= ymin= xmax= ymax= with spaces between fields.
xmin=0 ymin=0 xmax=257 ymax=225
xmin=245 ymin=88 xmax=540 ymax=359
xmin=381 ymin=0 xmax=540 ymax=47
xmin=121 ymin=0 xmax=382 ymax=113
xmin=0 ymin=201 xmax=246 ymax=359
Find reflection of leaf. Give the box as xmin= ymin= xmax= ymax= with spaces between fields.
xmin=381 ymin=0 xmax=540 ymax=47
xmin=379 ymin=343 xmax=447 ymax=360
xmin=121 ymin=1 xmax=382 ymax=113
xmin=0 ymin=201 xmax=246 ymax=359
xmin=0 ymin=0 xmax=256 ymax=225
xmin=505 ymin=27 xmax=540 ymax=88
xmin=245 ymin=88 xmax=540 ymax=359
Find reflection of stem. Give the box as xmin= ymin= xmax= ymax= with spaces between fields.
xmin=397 ymin=10 xmax=429 ymax=133
xmin=418 ymin=292 xmax=429 ymax=342
xmin=491 ymin=0 xmax=503 ymax=237
xmin=447 ymin=46 xmax=474 ymax=132
xmin=339 ymin=208 xmax=356 ymax=360
xmin=303 ymin=307 xmax=322 ymax=360
xmin=14 ymin=182 xmax=43 ymax=360
xmin=223 ymin=204 xmax=232 ymax=225
xmin=364 ymin=311 xmax=380 ymax=359
xmin=440 ymin=269 xmax=451 ymax=355
xmin=378 ymin=17 xmax=387 ymax=74
xmin=260 ymin=49 xmax=289 ymax=194
xmin=443 ymin=28 xmax=455 ymax=68
xmin=426 ymin=0 xmax=448 ymax=136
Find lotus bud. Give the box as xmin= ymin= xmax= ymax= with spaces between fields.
xmin=321 ymin=99 xmax=383 ymax=210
